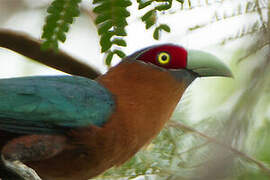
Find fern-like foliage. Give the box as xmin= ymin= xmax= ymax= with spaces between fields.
xmin=41 ymin=0 xmax=81 ymax=51
xmin=137 ymin=0 xmax=183 ymax=40
xmin=41 ymin=0 xmax=269 ymax=66
xmin=93 ymin=0 xmax=132 ymax=65
xmin=41 ymin=0 xmax=185 ymax=65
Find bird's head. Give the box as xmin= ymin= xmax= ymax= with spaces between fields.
xmin=126 ymin=44 xmax=232 ymax=84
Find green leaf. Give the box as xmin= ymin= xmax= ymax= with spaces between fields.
xmin=153 ymin=27 xmax=160 ymax=40
xmin=66 ymin=6 xmax=80 ymax=17
xmin=57 ymin=31 xmax=66 ymax=42
xmin=93 ymin=3 xmax=111 ymax=13
xmin=94 ymin=0 xmax=131 ymax=13
xmin=141 ymin=10 xmax=155 ymax=21
xmin=153 ymin=25 xmax=170 ymax=40
xmin=62 ymin=13 xmax=74 ymax=23
xmin=42 ymin=22 xmax=57 ymax=38
xmin=145 ymin=18 xmax=155 ymax=29
xmin=47 ymin=5 xmax=63 ymax=14
xmin=41 ymin=31 xmax=54 ymax=39
xmin=113 ymin=49 xmax=126 ymax=58
xmin=114 ymin=28 xmax=127 ymax=36
xmin=93 ymin=0 xmax=107 ymax=4
xmin=46 ymin=14 xmax=61 ymax=23
xmin=98 ymin=20 xmax=113 ymax=35
xmin=100 ymin=32 xmax=113 ymax=52
xmin=138 ymin=1 xmax=152 ymax=9
xmin=101 ymin=43 xmax=113 ymax=53
xmin=60 ymin=23 xmax=69 ymax=32
xmin=112 ymin=38 xmax=127 ymax=46
xmin=41 ymin=40 xmax=59 ymax=51
xmin=95 ymin=8 xmax=130 ymax=25
xmin=116 ymin=0 xmax=132 ymax=7
xmin=95 ymin=13 xmax=111 ymax=24
xmin=159 ymin=24 xmax=170 ymax=32
xmin=69 ymin=0 xmax=81 ymax=6
xmin=114 ymin=18 xmax=128 ymax=27
xmin=114 ymin=8 xmax=130 ymax=17
xmin=155 ymin=4 xmax=171 ymax=11
xmin=50 ymin=0 xmax=65 ymax=9
xmin=105 ymin=52 xmax=114 ymax=65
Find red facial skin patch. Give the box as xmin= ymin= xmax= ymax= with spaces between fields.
xmin=137 ymin=44 xmax=188 ymax=69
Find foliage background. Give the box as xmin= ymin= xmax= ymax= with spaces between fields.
xmin=0 ymin=0 xmax=269 ymax=180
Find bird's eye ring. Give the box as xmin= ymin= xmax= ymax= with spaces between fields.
xmin=157 ymin=52 xmax=170 ymax=65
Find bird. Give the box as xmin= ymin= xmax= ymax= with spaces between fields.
xmin=0 ymin=44 xmax=232 ymax=180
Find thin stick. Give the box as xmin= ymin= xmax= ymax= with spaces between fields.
xmin=168 ymin=121 xmax=270 ymax=176
xmin=0 ymin=29 xmax=101 ymax=79
xmin=178 ymin=141 xmax=210 ymax=156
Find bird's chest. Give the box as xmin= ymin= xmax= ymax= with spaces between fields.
xmin=93 ymin=88 xmax=182 ymax=166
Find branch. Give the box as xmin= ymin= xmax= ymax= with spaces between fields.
xmin=177 ymin=141 xmax=211 ymax=156
xmin=168 ymin=121 xmax=270 ymax=176
xmin=0 ymin=29 xmax=101 ymax=79
xmin=238 ymin=39 xmax=270 ymax=63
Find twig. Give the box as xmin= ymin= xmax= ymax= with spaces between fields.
xmin=238 ymin=39 xmax=270 ymax=63
xmin=0 ymin=29 xmax=101 ymax=79
xmin=178 ymin=141 xmax=210 ymax=156
xmin=168 ymin=121 xmax=270 ymax=176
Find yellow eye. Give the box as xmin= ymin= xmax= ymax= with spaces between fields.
xmin=157 ymin=52 xmax=170 ymax=65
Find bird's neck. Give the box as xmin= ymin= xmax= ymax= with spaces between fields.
xmin=97 ymin=60 xmax=189 ymax=101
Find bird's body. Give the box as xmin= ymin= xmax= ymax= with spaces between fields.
xmin=19 ymin=60 xmax=191 ymax=180
xmin=0 ymin=44 xmax=232 ymax=180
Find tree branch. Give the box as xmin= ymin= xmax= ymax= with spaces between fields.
xmin=0 ymin=29 xmax=101 ymax=79
xmin=168 ymin=121 xmax=270 ymax=176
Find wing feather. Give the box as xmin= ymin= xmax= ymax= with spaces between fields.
xmin=0 ymin=76 xmax=114 ymax=134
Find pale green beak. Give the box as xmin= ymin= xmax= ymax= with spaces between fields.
xmin=187 ymin=50 xmax=233 ymax=77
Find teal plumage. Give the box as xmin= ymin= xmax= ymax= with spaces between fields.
xmin=0 ymin=75 xmax=115 ymax=134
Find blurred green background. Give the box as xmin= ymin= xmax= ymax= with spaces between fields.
xmin=0 ymin=0 xmax=269 ymax=179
